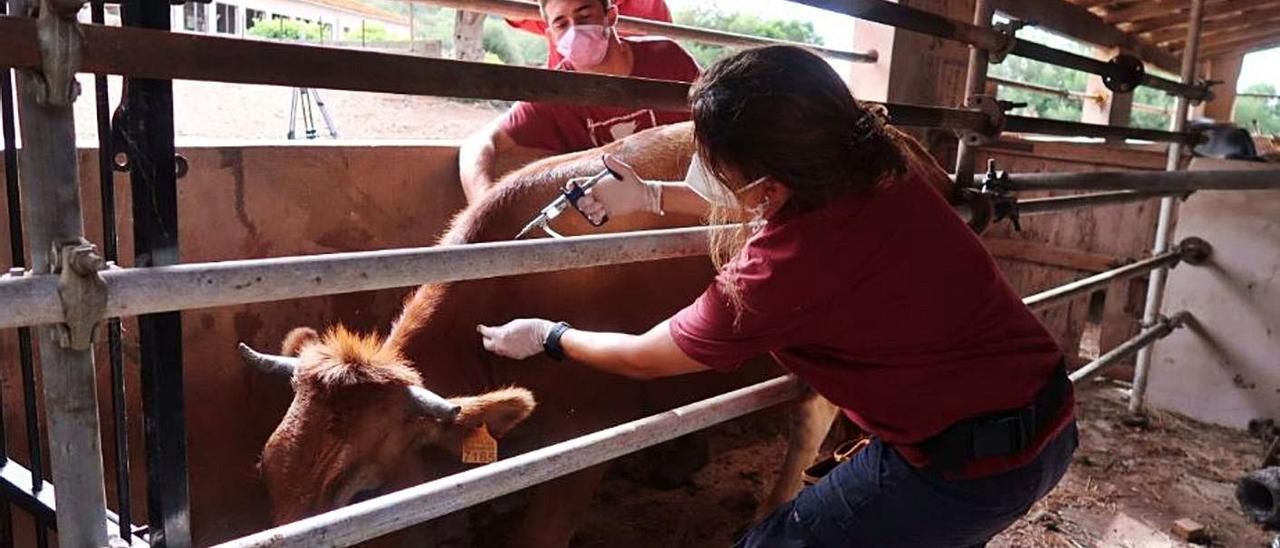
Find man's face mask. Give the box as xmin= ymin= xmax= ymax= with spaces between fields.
xmin=684 ymin=153 xmax=768 ymax=210
xmin=555 ymin=24 xmax=611 ymax=68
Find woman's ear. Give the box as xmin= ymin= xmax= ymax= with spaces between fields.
xmin=758 ymin=179 xmax=791 ymax=217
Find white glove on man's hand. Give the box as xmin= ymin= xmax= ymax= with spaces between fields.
xmin=477 ymin=319 xmax=555 ymax=360
xmin=573 ymin=154 xmax=663 ymax=225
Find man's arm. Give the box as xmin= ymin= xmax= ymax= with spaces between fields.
xmin=458 ymin=119 xmax=555 ymax=204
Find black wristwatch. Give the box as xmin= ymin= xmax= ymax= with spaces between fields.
xmin=543 ymin=322 xmax=573 ymax=361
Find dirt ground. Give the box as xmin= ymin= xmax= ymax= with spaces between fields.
xmin=568 ymin=382 xmax=1275 ymax=547
xmin=69 ymin=75 xmax=506 ymax=144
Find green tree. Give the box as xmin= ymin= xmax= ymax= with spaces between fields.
xmin=248 ymin=18 xmax=327 ymax=41
xmin=672 ymin=8 xmax=824 ymax=68
xmin=1234 ymin=83 xmax=1280 ymax=134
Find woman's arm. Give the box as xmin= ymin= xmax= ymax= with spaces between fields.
xmin=477 ymin=319 xmax=710 ymax=379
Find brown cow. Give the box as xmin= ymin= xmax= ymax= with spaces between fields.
xmin=242 ymin=121 xmax=956 ymax=546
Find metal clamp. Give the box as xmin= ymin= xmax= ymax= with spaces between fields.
xmin=989 ymin=19 xmax=1028 ymax=64
xmin=977 ymin=160 xmax=1021 ymax=232
xmin=960 ymin=95 xmax=1006 ymax=147
xmin=52 ymin=239 xmax=107 ymax=350
xmin=27 ymin=0 xmax=87 ymax=107
xmin=1175 ymin=236 xmax=1213 ymax=266
xmin=1102 ymin=53 xmax=1145 ymax=94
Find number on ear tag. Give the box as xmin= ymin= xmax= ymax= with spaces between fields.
xmin=461 ymin=424 xmax=498 ymax=464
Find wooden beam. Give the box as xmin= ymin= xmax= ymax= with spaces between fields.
xmin=993 ymin=0 xmax=1180 ymax=72
xmin=1120 ymin=0 xmax=1280 ymax=35
xmin=1145 ymin=5 xmax=1280 ymax=45
xmin=1193 ymin=25 xmax=1280 ymax=53
xmin=1105 ymin=0 xmax=1199 ymax=25
xmin=984 ymin=237 xmax=1129 ymax=272
xmin=1199 ymin=36 xmax=1280 ymax=58
xmin=1199 ymin=53 xmax=1244 ymax=121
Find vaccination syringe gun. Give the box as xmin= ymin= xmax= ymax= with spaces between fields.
xmin=515 ymin=160 xmax=621 ymax=239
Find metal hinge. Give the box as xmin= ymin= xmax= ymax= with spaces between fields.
xmin=52 ymin=239 xmax=107 ymax=350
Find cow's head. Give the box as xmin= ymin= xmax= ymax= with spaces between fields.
xmin=242 ymin=327 xmax=535 ymax=524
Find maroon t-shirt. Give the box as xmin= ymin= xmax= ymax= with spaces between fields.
xmin=498 ymin=36 xmax=699 ymax=153
xmin=670 ymin=171 xmax=1073 ymax=477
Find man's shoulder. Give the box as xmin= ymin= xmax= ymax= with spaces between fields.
xmin=626 ymin=36 xmax=700 ymax=79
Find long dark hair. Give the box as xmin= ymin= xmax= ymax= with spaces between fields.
xmin=691 ymin=45 xmax=906 ymax=214
xmin=690 ymin=45 xmax=908 ymax=316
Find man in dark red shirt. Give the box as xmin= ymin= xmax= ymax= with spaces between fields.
xmin=505 ymin=0 xmax=674 ymax=68
xmin=457 ymin=0 xmax=700 ymax=203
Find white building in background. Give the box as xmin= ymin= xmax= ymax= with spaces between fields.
xmin=166 ymin=0 xmax=410 ymax=42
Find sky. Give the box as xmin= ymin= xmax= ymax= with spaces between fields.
xmin=673 ymin=1 xmax=1280 ymax=93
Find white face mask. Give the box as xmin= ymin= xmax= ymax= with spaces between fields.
xmin=683 ymin=153 xmax=767 ymax=209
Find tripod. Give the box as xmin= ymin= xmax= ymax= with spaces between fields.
xmin=288 ymin=87 xmax=338 ymax=139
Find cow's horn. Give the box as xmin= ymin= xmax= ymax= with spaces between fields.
xmin=238 ymin=342 xmax=300 ymax=378
xmin=408 ymin=385 xmax=461 ymax=423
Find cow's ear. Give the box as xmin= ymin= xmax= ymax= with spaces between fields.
xmin=450 ymin=387 xmax=536 ymax=438
xmin=281 ymin=327 xmax=321 ymax=356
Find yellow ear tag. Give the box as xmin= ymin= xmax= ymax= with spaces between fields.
xmin=461 ymin=424 xmax=498 ymax=464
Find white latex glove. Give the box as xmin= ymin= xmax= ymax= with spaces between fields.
xmin=477 ymin=319 xmax=555 ymax=360
xmin=573 ymin=154 xmax=663 ymax=225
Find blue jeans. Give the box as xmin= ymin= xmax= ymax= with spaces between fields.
xmin=736 ymin=422 xmax=1078 ymax=547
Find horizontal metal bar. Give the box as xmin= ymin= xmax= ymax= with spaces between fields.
xmin=787 ymin=0 xmax=1207 ymax=100
xmin=1017 ymin=190 xmax=1178 ymax=216
xmin=0 ymin=16 xmax=693 ymax=111
xmin=0 ymin=226 xmax=716 ymax=330
xmin=213 ymin=375 xmax=805 ymax=548
xmin=1003 ymin=115 xmax=1198 ymax=144
xmin=990 ymin=76 xmax=1084 ymax=100
xmin=1024 ymin=249 xmax=1183 ymax=312
xmin=0 ymin=17 xmax=983 ymax=135
xmin=1008 ymin=40 xmax=1208 ymax=101
xmin=0 ymin=459 xmax=150 ymax=546
xmin=996 ymin=169 xmax=1280 ymax=192
xmin=787 ymin=0 xmax=1007 ymax=51
xmin=1069 ymin=311 xmax=1189 ymax=383
xmin=422 ymin=0 xmax=876 ymax=63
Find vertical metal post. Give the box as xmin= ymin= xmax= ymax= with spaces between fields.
xmin=1129 ymin=0 xmax=1206 ymax=415
xmin=119 ymin=1 xmax=192 ymax=545
xmin=88 ymin=0 xmax=133 ymax=540
xmin=953 ymin=0 xmax=995 ymax=184
xmin=12 ymin=0 xmax=112 ymax=546
xmin=0 ymin=1 xmax=17 ymax=542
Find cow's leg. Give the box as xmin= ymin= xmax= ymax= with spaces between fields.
xmin=511 ymin=464 xmax=608 ymax=548
xmin=756 ymin=390 xmax=840 ymax=519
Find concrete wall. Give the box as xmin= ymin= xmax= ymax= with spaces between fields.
xmin=1147 ymin=158 xmax=1280 ymax=429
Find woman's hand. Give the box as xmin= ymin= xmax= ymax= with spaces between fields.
xmin=477 ymin=319 xmax=555 ymax=360
xmin=573 ymin=154 xmax=663 ymax=225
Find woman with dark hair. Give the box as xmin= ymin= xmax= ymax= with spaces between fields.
xmin=479 ymin=45 xmax=1076 ymax=547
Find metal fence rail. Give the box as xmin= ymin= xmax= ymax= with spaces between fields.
xmin=990 ymin=169 xmax=1280 ymax=192
xmin=213 ymin=376 xmax=806 ymax=548
xmin=206 ymin=234 xmax=1212 ymax=547
xmin=1070 ymin=311 xmax=1190 ymax=384
xmin=786 ymin=0 xmax=1211 ymax=100
xmin=0 ymin=16 xmax=1201 ymax=145
xmin=423 ymin=0 xmax=876 ymax=63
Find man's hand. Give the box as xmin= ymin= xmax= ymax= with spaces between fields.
xmin=574 ymin=154 xmax=663 ymax=225
xmin=477 ymin=319 xmax=556 ymax=360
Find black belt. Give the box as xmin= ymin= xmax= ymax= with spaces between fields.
xmin=917 ymin=363 xmax=1071 ymax=473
